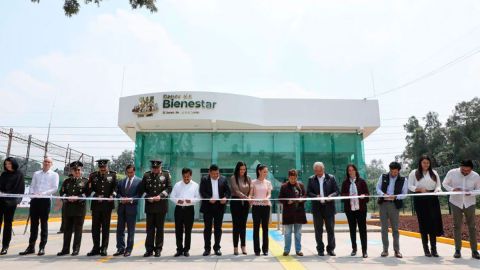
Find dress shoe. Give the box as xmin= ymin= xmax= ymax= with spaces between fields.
xmin=296 ymin=252 xmax=304 ymax=256
xmin=19 ymin=247 xmax=35 ymax=255
xmin=283 ymin=251 xmax=289 ymax=256
xmin=453 ymin=250 xmax=461 ymax=258
xmin=362 ymin=252 xmax=368 ymax=258
xmin=183 ymin=251 xmax=190 ymax=257
xmin=174 ymin=251 xmax=183 ymax=257
xmin=113 ymin=250 xmax=125 ymax=256
xmin=37 ymin=248 xmax=45 ymax=256
xmin=351 ymin=249 xmax=357 ymax=256
xmin=57 ymin=250 xmax=69 ymax=256
xmin=327 ymin=251 xmax=336 ymax=256
xmin=255 ymin=252 xmax=261 ymax=256
xmin=71 ymin=250 xmax=79 ymax=256
xmin=431 ymin=247 xmax=439 ymax=257
xmin=394 ymin=251 xmax=403 ymax=258
xmin=100 ymin=249 xmax=108 ymax=256
xmin=214 ymin=250 xmax=222 ymax=256
xmin=124 ymin=251 xmax=131 ymax=257
xmin=154 ymin=250 xmax=161 ymax=257
xmin=263 ymin=252 xmax=268 ymax=256
xmin=144 ymin=251 xmax=153 ymax=257
xmin=203 ymin=250 xmax=211 ymax=256
xmin=381 ymin=251 xmax=388 ymax=257
xmin=0 ymin=248 xmax=8 ymax=255
xmin=87 ymin=249 xmax=100 ymax=256
xmin=472 ymin=251 xmax=480 ymax=259
xmin=318 ymin=251 xmax=325 ymax=256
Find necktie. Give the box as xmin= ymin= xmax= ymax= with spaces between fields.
xmin=126 ymin=179 xmax=132 ymax=193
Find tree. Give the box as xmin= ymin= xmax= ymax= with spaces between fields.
xmin=365 ymin=159 xmax=387 ymax=181
xmin=110 ymin=150 xmax=134 ymax=173
xmin=31 ymin=0 xmax=157 ymax=17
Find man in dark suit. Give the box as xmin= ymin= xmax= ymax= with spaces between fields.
xmin=139 ymin=160 xmax=172 ymax=257
xmin=307 ymin=161 xmax=339 ymax=256
xmin=199 ymin=164 xmax=231 ymax=256
xmin=113 ymin=164 xmax=141 ymax=257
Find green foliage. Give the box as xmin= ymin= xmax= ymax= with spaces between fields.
xmin=402 ymin=97 xmax=479 ymax=168
xmin=109 ymin=150 xmax=134 ymax=173
xmin=31 ymin=0 xmax=157 ymax=17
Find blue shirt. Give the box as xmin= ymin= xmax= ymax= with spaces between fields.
xmin=376 ymin=174 xmax=408 ymax=200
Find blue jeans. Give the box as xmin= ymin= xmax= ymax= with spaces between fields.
xmin=284 ymin=224 xmax=302 ymax=253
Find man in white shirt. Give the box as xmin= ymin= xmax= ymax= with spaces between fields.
xmin=170 ymin=168 xmax=200 ymax=257
xmin=19 ymin=157 xmax=59 ymax=256
xmin=442 ymin=160 xmax=480 ymax=259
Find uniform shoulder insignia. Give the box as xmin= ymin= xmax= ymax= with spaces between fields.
xmin=144 ymin=171 xmax=152 ymax=176
xmin=162 ymin=169 xmax=170 ymax=173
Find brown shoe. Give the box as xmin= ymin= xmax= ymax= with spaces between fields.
xmin=381 ymin=251 xmax=388 ymax=257
xmin=296 ymin=252 xmax=304 ymax=256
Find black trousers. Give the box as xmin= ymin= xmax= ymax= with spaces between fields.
xmin=62 ymin=215 xmax=85 ymax=252
xmin=203 ymin=205 xmax=225 ymax=251
xmin=252 ymin=205 xmax=270 ymax=254
xmin=231 ymin=200 xmax=250 ymax=248
xmin=174 ymin=205 xmax=194 ymax=252
xmin=145 ymin=212 xmax=166 ymax=252
xmin=0 ymin=200 xmax=17 ymax=249
xmin=312 ymin=210 xmax=335 ymax=253
xmin=91 ymin=209 xmax=113 ymax=250
xmin=29 ymin=198 xmax=51 ymax=249
xmin=345 ymin=210 xmax=367 ymax=253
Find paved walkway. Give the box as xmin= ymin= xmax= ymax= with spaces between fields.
xmin=0 ymin=221 xmax=478 ymax=270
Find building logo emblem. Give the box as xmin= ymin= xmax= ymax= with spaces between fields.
xmin=132 ymin=96 xmax=159 ymax=117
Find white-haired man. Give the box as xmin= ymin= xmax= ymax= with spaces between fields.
xmin=307 ymin=162 xmax=339 ymax=256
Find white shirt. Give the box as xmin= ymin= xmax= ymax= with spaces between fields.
xmin=170 ymin=180 xmax=200 ymax=206
xmin=408 ymin=169 xmax=442 ymax=193
xmin=443 ymin=168 xmax=480 ymax=209
xmin=30 ymin=169 xmax=59 ymax=196
xmin=317 ymin=175 xmax=325 ymax=197
xmin=125 ymin=177 xmax=135 ymax=189
xmin=211 ymin=177 xmax=220 ymax=200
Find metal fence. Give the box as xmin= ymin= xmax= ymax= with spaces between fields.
xmin=0 ymin=127 xmax=95 ymax=178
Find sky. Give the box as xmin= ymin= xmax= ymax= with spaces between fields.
xmin=1 ymin=0 xmax=480 ymax=169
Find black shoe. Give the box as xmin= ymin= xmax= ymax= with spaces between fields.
xmin=394 ymin=251 xmax=403 ymax=258
xmin=327 ymin=251 xmax=336 ymax=256
xmin=362 ymin=252 xmax=368 ymax=258
xmin=283 ymin=252 xmax=289 ymax=256
xmin=203 ymin=250 xmax=211 ymax=256
xmin=174 ymin=251 xmax=183 ymax=257
xmin=214 ymin=250 xmax=222 ymax=256
xmin=263 ymin=252 xmax=268 ymax=256
xmin=0 ymin=248 xmax=8 ymax=255
xmin=472 ymin=252 xmax=480 ymax=259
xmin=19 ymin=247 xmax=35 ymax=255
xmin=87 ymin=249 xmax=100 ymax=256
xmin=124 ymin=251 xmax=131 ymax=257
xmin=113 ymin=250 xmax=125 ymax=256
xmin=144 ymin=251 xmax=153 ymax=257
xmin=381 ymin=251 xmax=388 ymax=257
xmin=431 ymin=247 xmax=439 ymax=257
xmin=57 ymin=250 xmax=69 ymax=256
xmin=37 ymin=248 xmax=45 ymax=256
xmin=184 ymin=251 xmax=190 ymax=257
xmin=255 ymin=252 xmax=261 ymax=256
xmin=318 ymin=251 xmax=325 ymax=256
xmin=454 ymin=250 xmax=461 ymax=259
xmin=71 ymin=250 xmax=79 ymax=256
xmin=351 ymin=249 xmax=357 ymax=256
xmin=423 ymin=245 xmax=432 ymax=257
xmin=100 ymin=249 xmax=108 ymax=257
xmin=154 ymin=250 xmax=161 ymax=257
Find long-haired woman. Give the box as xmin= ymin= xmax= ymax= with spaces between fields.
xmin=229 ymin=161 xmax=251 ymax=255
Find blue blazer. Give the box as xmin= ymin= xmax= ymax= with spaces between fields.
xmin=117 ymin=176 xmax=141 ymax=216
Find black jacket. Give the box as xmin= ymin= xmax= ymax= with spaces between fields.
xmin=0 ymin=157 xmax=25 ymax=206
xmin=199 ymin=175 xmax=231 ymax=213
xmin=307 ymin=173 xmax=339 ymax=216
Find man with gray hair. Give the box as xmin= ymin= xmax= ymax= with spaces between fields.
xmin=19 ymin=157 xmax=59 ymax=256
xmin=307 ymin=162 xmax=339 ymax=256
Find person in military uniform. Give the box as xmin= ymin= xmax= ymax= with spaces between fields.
xmin=139 ymin=160 xmax=172 ymax=257
xmin=57 ymin=161 xmax=89 ymax=256
xmin=87 ymin=159 xmax=117 ymax=256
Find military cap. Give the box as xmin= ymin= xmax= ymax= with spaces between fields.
xmin=95 ymin=159 xmax=110 ymax=167
xmin=150 ymin=160 xmax=162 ymax=168
xmin=69 ymin=161 xmax=84 ymax=168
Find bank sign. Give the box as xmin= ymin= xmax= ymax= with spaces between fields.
xmin=162 ymin=94 xmax=217 ymax=115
